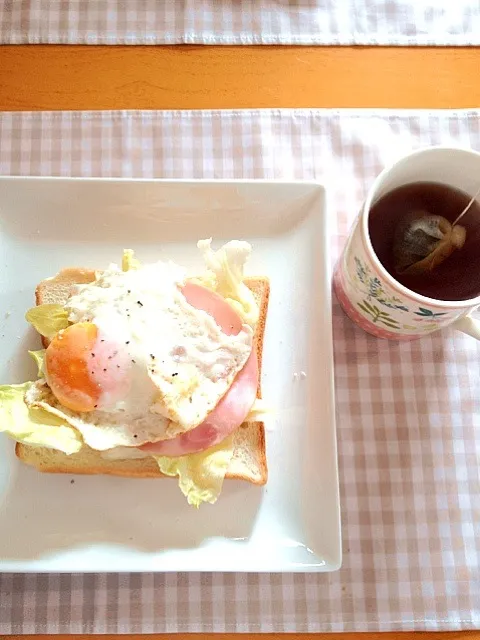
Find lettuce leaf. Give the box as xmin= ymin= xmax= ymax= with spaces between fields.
xmin=28 ymin=350 xmax=45 ymax=378
xmin=154 ymin=435 xmax=234 ymax=507
xmin=0 ymin=383 xmax=83 ymax=454
xmin=122 ymin=249 xmax=141 ymax=272
xmin=197 ymin=239 xmax=259 ymax=328
xmin=25 ymin=304 xmax=69 ymax=339
xmin=245 ymin=398 xmax=272 ymax=422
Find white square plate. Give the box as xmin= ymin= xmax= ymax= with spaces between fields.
xmin=0 ymin=177 xmax=340 ymax=573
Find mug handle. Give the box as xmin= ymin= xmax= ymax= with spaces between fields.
xmin=452 ymin=312 xmax=480 ymax=340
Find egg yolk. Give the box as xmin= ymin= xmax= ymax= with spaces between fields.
xmin=45 ymin=322 xmax=101 ymax=412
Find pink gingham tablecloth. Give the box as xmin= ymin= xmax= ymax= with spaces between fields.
xmin=0 ymin=1 xmax=479 ymax=45
xmin=0 ymin=109 xmax=479 ymax=634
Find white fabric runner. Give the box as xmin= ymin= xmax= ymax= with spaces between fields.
xmin=0 ymin=1 xmax=479 ymax=45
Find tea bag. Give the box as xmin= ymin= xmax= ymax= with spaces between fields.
xmin=392 ymin=184 xmax=480 ymax=276
xmin=393 ymin=211 xmax=466 ymax=275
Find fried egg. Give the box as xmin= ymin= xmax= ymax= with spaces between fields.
xmin=45 ymin=322 xmax=132 ymax=412
xmin=29 ymin=259 xmax=254 ymax=451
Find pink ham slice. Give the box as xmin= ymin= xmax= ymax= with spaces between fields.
xmin=140 ymin=282 xmax=258 ymax=457
xmin=181 ymin=282 xmax=243 ymax=336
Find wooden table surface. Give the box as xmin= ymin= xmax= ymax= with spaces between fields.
xmin=1 ymin=43 xmax=479 ymax=640
xmin=1 ymin=45 xmax=480 ymax=110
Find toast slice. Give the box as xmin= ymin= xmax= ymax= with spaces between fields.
xmin=16 ymin=268 xmax=270 ymax=485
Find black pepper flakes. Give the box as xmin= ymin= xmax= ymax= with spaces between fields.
xmin=133 ymin=434 xmax=138 ymax=439
xmin=137 ymin=300 xmax=144 ymax=307
xmin=103 ymin=368 xmax=107 ymax=372
xmin=125 ymin=341 xmax=130 ymax=345
xmin=127 ymin=290 xmax=131 ymax=294
xmin=91 ymin=353 xmax=95 ymax=358
xmin=172 ymin=372 xmax=178 ymax=377
xmin=150 ymin=354 xmax=155 ymax=360
xmin=132 ymin=359 xmax=136 ymax=364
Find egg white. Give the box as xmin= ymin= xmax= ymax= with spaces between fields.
xmin=25 ymin=380 xmax=172 ymax=450
xmin=30 ymin=257 xmax=254 ymax=452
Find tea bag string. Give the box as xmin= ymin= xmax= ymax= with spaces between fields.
xmin=452 ymin=184 xmax=480 ymax=226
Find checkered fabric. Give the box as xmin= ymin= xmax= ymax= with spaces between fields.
xmin=0 ymin=109 xmax=479 ymax=634
xmin=0 ymin=1 xmax=479 ymax=45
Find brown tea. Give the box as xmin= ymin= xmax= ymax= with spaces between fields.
xmin=368 ymin=182 xmax=480 ymax=301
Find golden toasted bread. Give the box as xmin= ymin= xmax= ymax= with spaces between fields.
xmin=17 ymin=269 xmax=270 ymax=485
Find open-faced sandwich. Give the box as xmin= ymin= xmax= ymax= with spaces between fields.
xmin=0 ymin=240 xmax=269 ymax=507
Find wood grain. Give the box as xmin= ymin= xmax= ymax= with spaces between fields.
xmin=0 ymin=46 xmax=479 ymax=110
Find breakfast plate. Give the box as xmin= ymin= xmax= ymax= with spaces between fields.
xmin=0 ymin=177 xmax=340 ymax=572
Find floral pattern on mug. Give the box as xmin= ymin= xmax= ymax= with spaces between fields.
xmin=353 ymin=257 xmax=409 ymax=312
xmin=347 ymin=256 xmax=457 ymax=335
xmin=414 ymin=307 xmax=448 ymax=319
xmin=356 ymin=299 xmax=401 ymax=329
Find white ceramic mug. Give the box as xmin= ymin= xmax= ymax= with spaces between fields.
xmin=333 ymin=146 xmax=480 ymax=341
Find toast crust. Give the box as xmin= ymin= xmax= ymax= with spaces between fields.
xmin=15 ymin=420 xmax=266 ymax=483
xmin=18 ymin=268 xmax=270 ymax=485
